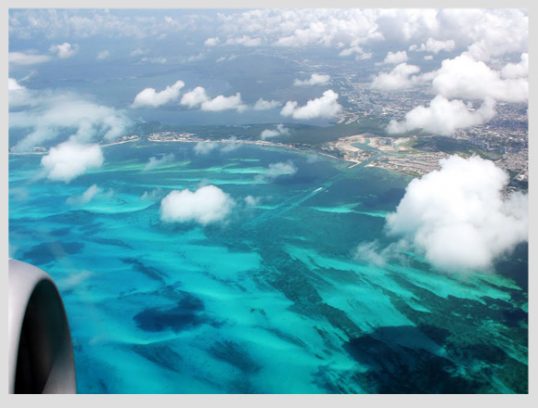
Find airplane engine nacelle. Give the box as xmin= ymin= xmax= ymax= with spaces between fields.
xmin=8 ymin=259 xmax=76 ymax=393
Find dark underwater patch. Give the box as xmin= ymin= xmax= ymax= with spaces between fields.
xmin=132 ymin=343 xmax=183 ymax=373
xmin=49 ymin=227 xmax=71 ymax=237
xmin=93 ymin=237 xmax=133 ymax=249
xmin=209 ymin=340 xmax=260 ymax=374
xmin=121 ymin=257 xmax=166 ymax=282
xmin=22 ymin=241 xmax=84 ymax=265
xmin=344 ymin=326 xmax=485 ymax=393
xmin=268 ymin=254 xmax=362 ymax=338
xmin=133 ymin=291 xmax=207 ymax=332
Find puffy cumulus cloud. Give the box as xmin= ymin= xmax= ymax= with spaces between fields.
xmin=140 ymin=188 xmax=164 ymax=201
xmin=204 ymin=37 xmax=219 ymax=47
xmin=253 ymin=98 xmax=281 ymax=111
xmin=9 ymin=51 xmax=51 ymax=66
xmin=41 ymin=141 xmax=104 ymax=182
xmin=97 ymin=50 xmax=110 ymax=60
xmin=9 ymin=9 xmax=200 ymax=40
xmin=386 ymin=155 xmax=528 ymax=272
xmin=160 ymin=185 xmax=234 ymax=225
xmin=453 ymin=9 xmax=528 ymax=61
xmin=371 ymin=63 xmax=422 ymax=91
xmin=501 ymin=53 xmax=528 ymax=79
xmin=201 ymin=92 xmax=246 ymax=112
xmin=293 ymin=73 xmax=331 ymax=87
xmin=339 ymin=42 xmax=372 ymax=60
xmin=383 ymin=50 xmax=408 ymax=64
xmin=260 ymin=124 xmax=290 ymax=139
xmin=432 ymin=53 xmax=528 ymax=103
xmin=244 ymin=195 xmax=261 ymax=207
xmin=409 ymin=38 xmax=455 ymax=54
xmin=387 ymin=95 xmax=496 ymax=136
xmin=374 ymin=9 xmax=440 ymax=44
xmin=268 ymin=10 xmax=383 ymax=48
xmin=66 ymin=184 xmax=102 ymax=205
xmin=131 ymin=80 xmax=185 ymax=108
xmin=180 ymin=86 xmax=246 ymax=112
xmin=10 ymin=10 xmax=527 ymax=63
xmin=49 ymin=42 xmax=78 ymax=59
xmin=355 ymin=241 xmax=387 ymax=267
xmin=8 ymin=78 xmax=24 ymax=91
xmin=9 ymin=88 xmax=131 ymax=152
xmin=194 ymin=141 xmax=219 ymax=155
xmin=281 ymin=90 xmax=342 ymax=120
xmin=143 ymin=153 xmax=175 ymax=171
xmin=264 ymin=161 xmax=297 ymax=179
xmin=180 ymin=86 xmax=209 ymax=108
xmin=226 ymin=35 xmax=262 ymax=47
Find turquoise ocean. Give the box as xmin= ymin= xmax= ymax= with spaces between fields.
xmin=9 ymin=141 xmax=528 ymax=393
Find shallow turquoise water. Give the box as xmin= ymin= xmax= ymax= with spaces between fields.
xmin=9 ymin=142 xmax=528 ymax=393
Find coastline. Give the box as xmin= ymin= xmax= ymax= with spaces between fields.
xmin=8 ymin=131 xmax=444 ymax=178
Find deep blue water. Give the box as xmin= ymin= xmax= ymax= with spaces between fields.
xmin=9 ymin=141 xmax=528 ymax=393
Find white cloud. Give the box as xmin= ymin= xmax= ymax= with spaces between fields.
xmin=260 ymin=124 xmax=290 ymax=139
xmin=201 ymin=92 xmax=246 ymax=112
xmin=216 ymin=54 xmax=238 ymax=63
xmin=180 ymin=86 xmax=209 ymax=108
xmin=9 ymin=9 xmax=196 ymax=40
xmin=432 ymin=53 xmax=528 ymax=103
xmin=253 ymin=98 xmax=281 ymax=110
xmin=204 ymin=37 xmax=220 ymax=47
xmin=143 ymin=153 xmax=175 ymax=171
xmin=452 ymin=9 xmax=528 ymax=61
xmin=49 ymin=42 xmax=78 ymax=59
xmin=41 ymin=141 xmax=104 ymax=182
xmin=355 ymin=240 xmax=410 ymax=267
xmin=264 ymin=161 xmax=297 ymax=179
xmin=131 ymin=80 xmax=185 ymax=108
xmin=97 ymin=50 xmax=110 ymax=60
xmin=66 ymin=184 xmax=102 ymax=205
xmin=293 ymin=73 xmax=331 ymax=86
xmin=339 ymin=43 xmax=372 ymax=60
xmin=501 ymin=53 xmax=528 ymax=79
xmin=220 ymin=137 xmax=242 ymax=153
xmin=226 ymin=35 xmax=261 ymax=47
xmin=140 ymin=188 xmax=163 ymax=201
xmin=387 ymin=95 xmax=496 ymax=136
xmin=9 ymin=51 xmax=51 ymax=65
xmin=355 ymin=241 xmax=387 ymax=267
xmin=386 ymin=155 xmax=528 ymax=271
xmin=244 ymin=195 xmax=261 ymax=207
xmin=410 ymin=38 xmax=455 ymax=54
xmin=130 ymin=48 xmax=147 ymax=57
xmin=281 ymin=90 xmax=342 ymax=120
xmin=193 ymin=141 xmax=219 ymax=155
xmin=383 ymin=50 xmax=408 ymax=64
xmin=10 ymin=9 xmax=527 ymax=64
xmin=9 ymin=88 xmax=131 ymax=152
xmin=371 ymin=63 xmax=422 ymax=91
xmin=180 ymin=85 xmax=246 ymax=113
xmin=160 ymin=185 xmax=234 ymax=225
xmin=8 ymin=78 xmax=24 ymax=91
